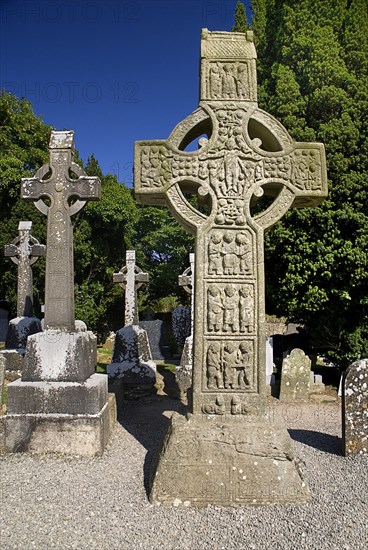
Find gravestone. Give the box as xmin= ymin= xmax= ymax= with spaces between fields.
xmin=5 ymin=130 xmax=114 ymax=456
xmin=107 ymin=251 xmax=156 ymax=385
xmin=176 ymin=253 xmax=195 ymax=398
xmin=266 ymin=336 xmax=274 ymax=385
xmin=342 ymin=358 xmax=368 ymax=456
xmin=135 ymin=29 xmax=327 ymax=506
xmin=172 ymin=306 xmax=191 ymax=348
xmin=0 ymin=355 xmax=5 ymax=407
xmin=279 ymin=348 xmax=311 ymax=401
xmin=1 ymin=222 xmax=45 ymax=373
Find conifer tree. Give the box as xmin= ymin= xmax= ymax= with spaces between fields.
xmin=232 ymin=1 xmax=250 ymax=32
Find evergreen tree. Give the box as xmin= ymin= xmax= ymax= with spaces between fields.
xmin=251 ymin=0 xmax=368 ymax=366
xmin=232 ymin=1 xmax=251 ymax=32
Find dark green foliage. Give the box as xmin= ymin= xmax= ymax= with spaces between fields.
xmin=232 ymin=1 xmax=251 ymax=32
xmin=251 ymin=0 xmax=368 ymax=366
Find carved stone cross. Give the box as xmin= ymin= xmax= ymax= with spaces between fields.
xmin=135 ymin=30 xmax=327 ymax=416
xmin=113 ymin=250 xmax=149 ymax=325
xmin=178 ymin=252 xmax=195 ymax=334
xmin=21 ymin=131 xmax=101 ymax=331
xmin=4 ymin=221 xmax=45 ymax=317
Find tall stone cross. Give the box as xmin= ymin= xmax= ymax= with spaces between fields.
xmin=135 ymin=30 xmax=327 ymax=416
xmin=113 ymin=250 xmax=149 ymax=325
xmin=4 ymin=221 xmax=45 ymax=317
xmin=21 ymin=131 xmax=101 ymax=331
xmin=178 ymin=253 xmax=195 ymax=335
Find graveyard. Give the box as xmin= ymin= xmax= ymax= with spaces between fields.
xmin=0 ymin=1 xmax=368 ymax=548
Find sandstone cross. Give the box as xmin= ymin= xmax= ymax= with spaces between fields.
xmin=113 ymin=250 xmax=149 ymax=325
xmin=4 ymin=221 xmax=45 ymax=317
xmin=135 ymin=29 xmax=327 ymax=416
xmin=178 ymin=252 xmax=195 ymax=334
xmin=21 ymin=131 xmax=100 ymax=331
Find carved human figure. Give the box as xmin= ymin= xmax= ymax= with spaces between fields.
xmin=236 ymin=342 xmax=250 ymax=389
xmin=223 ymin=285 xmax=239 ymax=333
xmin=223 ymin=342 xmax=238 ymax=389
xmin=206 ymin=342 xmax=223 ymax=389
xmin=222 ymin=232 xmax=238 ymax=275
xmin=236 ymin=64 xmax=249 ymax=99
xmin=222 ymin=64 xmax=236 ymax=98
xmin=208 ymin=232 xmax=223 ymax=275
xmin=236 ymin=232 xmax=252 ymax=275
xmin=215 ymin=197 xmax=246 ymax=226
xmin=239 ymin=286 xmax=253 ymax=333
xmin=209 ymin=63 xmax=222 ymax=98
xmin=207 ymin=286 xmax=223 ymax=332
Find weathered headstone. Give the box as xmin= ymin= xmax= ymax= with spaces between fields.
xmin=1 ymin=222 xmax=45 ymax=372
xmin=107 ymin=251 xmax=156 ymax=384
xmin=266 ymin=336 xmax=274 ymax=385
xmin=0 ymin=355 xmax=5 ymax=407
xmin=135 ymin=29 xmax=327 ymax=506
xmin=5 ymin=130 xmax=114 ymax=456
xmin=342 ymin=358 xmax=368 ymax=456
xmin=279 ymin=348 xmax=311 ymax=401
xmin=176 ymin=253 xmax=195 ymax=398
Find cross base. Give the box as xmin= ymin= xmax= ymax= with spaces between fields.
xmin=107 ymin=325 xmax=156 ymax=385
xmin=4 ymin=374 xmax=116 ymax=456
xmin=149 ymin=412 xmax=310 ymax=507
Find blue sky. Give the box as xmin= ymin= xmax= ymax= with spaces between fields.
xmin=0 ymin=0 xmax=252 ymax=185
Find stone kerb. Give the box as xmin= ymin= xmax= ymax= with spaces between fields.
xmin=342 ymin=358 xmax=368 ymax=456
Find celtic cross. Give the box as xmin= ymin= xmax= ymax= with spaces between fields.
xmin=21 ymin=131 xmax=101 ymax=331
xmin=4 ymin=221 xmax=45 ymax=317
xmin=113 ymin=250 xmax=149 ymax=325
xmin=135 ymin=30 xmax=327 ymax=415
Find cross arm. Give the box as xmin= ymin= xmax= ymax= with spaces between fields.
xmin=4 ymin=244 xmax=18 ymax=257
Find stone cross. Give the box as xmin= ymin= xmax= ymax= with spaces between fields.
xmin=113 ymin=250 xmax=149 ymax=325
xmin=21 ymin=131 xmax=100 ymax=331
xmin=135 ymin=29 xmax=327 ymax=416
xmin=4 ymin=221 xmax=45 ymax=317
xmin=178 ymin=252 xmax=195 ymax=334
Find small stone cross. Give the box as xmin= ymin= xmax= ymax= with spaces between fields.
xmin=4 ymin=221 xmax=45 ymax=317
xmin=135 ymin=30 xmax=328 ymax=415
xmin=113 ymin=250 xmax=149 ymax=325
xmin=21 ymin=131 xmax=101 ymax=331
xmin=178 ymin=253 xmax=195 ymax=334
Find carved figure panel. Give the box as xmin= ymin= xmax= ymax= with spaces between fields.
xmin=207 ymin=62 xmax=251 ymax=101
xmin=207 ymin=283 xmax=255 ymax=334
xmin=208 ymin=231 xmax=253 ymax=277
xmin=205 ymin=339 xmax=254 ymax=391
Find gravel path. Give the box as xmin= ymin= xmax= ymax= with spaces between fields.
xmin=1 ymin=394 xmax=367 ymax=550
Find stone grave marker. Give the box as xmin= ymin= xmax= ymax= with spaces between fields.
xmin=1 ymin=222 xmax=45 ymax=372
xmin=342 ymin=358 xmax=368 ymax=456
xmin=107 ymin=250 xmax=156 ymax=384
xmin=0 ymin=354 xmax=5 ymax=407
xmin=176 ymin=253 xmax=195 ymax=398
xmin=135 ymin=29 xmax=327 ymax=506
xmin=279 ymin=348 xmax=311 ymax=401
xmin=5 ymin=130 xmax=114 ymax=456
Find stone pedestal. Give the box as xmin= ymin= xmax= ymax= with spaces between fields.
xmin=107 ymin=325 xmax=156 ymax=385
xmin=5 ymin=316 xmax=42 ymax=352
xmin=149 ymin=412 xmax=310 ymax=507
xmin=5 ymin=330 xmax=114 ymax=456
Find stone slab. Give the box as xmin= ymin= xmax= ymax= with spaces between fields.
xmin=279 ymin=348 xmax=311 ymax=401
xmin=149 ymin=412 xmax=310 ymax=507
xmin=6 ymin=373 xmax=108 ymax=415
xmin=342 ymin=358 xmax=368 ymax=456
xmin=175 ymin=334 xmax=193 ymax=397
xmin=0 ymin=349 xmax=24 ymax=372
xmin=0 ymin=360 xmax=5 ymax=407
xmin=107 ymin=325 xmax=156 ymax=384
xmin=5 ymin=316 xmax=42 ymax=351
xmin=22 ymin=330 xmax=97 ymax=382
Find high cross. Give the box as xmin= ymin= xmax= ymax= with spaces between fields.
xmin=135 ymin=30 xmax=327 ymax=415
xmin=4 ymin=221 xmax=46 ymax=317
xmin=21 ymin=131 xmax=101 ymax=331
xmin=113 ymin=250 xmax=149 ymax=325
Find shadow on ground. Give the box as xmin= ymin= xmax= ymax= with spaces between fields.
xmin=114 ymin=364 xmax=187 ymax=496
xmin=289 ymin=429 xmax=342 ymax=456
